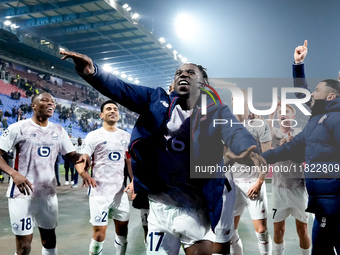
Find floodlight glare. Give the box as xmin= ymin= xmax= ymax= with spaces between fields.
xmin=181 ymin=57 xmax=188 ymax=63
xmin=103 ymin=64 xmax=113 ymax=72
xmin=166 ymin=44 xmax=172 ymax=49
xmin=159 ymin=37 xmax=166 ymax=44
xmin=113 ymin=70 xmax=120 ymax=75
xmin=132 ymin=13 xmax=140 ymax=19
xmin=122 ymin=4 xmax=129 ymax=9
xmin=176 ymin=14 xmax=196 ymax=39
xmin=135 ymin=79 xmax=140 ymax=84
xmin=128 ymin=76 xmax=134 ymax=81
xmin=4 ymin=20 xmax=11 ymax=26
xmin=121 ymin=73 xmax=127 ymax=78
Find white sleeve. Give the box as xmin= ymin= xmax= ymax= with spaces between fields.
xmin=0 ymin=124 xmax=20 ymax=153
xmin=124 ymin=133 xmax=131 ymax=159
xmin=292 ymin=127 xmax=303 ymax=137
xmin=258 ymin=122 xmax=272 ymax=143
xmin=82 ymin=133 xmax=96 ymax=156
xmin=60 ymin=128 xmax=75 ymax=155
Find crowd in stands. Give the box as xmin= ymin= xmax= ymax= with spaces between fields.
xmin=0 ymin=59 xmax=138 ymax=135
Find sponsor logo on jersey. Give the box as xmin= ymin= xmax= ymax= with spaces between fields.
xmin=108 ymin=152 xmax=121 ymax=161
xmin=120 ymin=139 xmax=127 ymax=146
xmin=12 ymin=223 xmax=19 ymax=231
xmin=102 ymin=141 xmax=107 ymax=145
xmin=95 ymin=216 xmax=101 ymax=223
xmin=160 ymin=100 xmax=169 ymax=108
xmin=31 ymin=133 xmax=37 ymax=137
xmin=37 ymin=147 xmax=51 ymax=157
xmin=52 ymin=132 xmax=58 ymax=140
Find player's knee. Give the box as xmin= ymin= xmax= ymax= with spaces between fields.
xmin=255 ymin=230 xmax=270 ymax=244
xmin=17 ymin=242 xmax=32 ymax=255
xmin=42 ymin=238 xmax=56 ymax=249
xmin=41 ymin=233 xmax=56 ymax=249
xmin=255 ymin=224 xmax=267 ymax=234
xmin=296 ymin=223 xmax=308 ymax=237
xmin=93 ymin=232 xmax=106 ymax=242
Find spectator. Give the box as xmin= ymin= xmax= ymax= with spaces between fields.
xmin=4 ymin=110 xmax=11 ymax=118
xmin=0 ymin=109 xmax=3 ymax=121
xmin=12 ymin=106 xmax=17 ymax=118
xmin=17 ymin=109 xmax=24 ymax=122
xmin=2 ymin=117 xmax=8 ymax=129
xmin=27 ymin=104 xmax=32 ymax=113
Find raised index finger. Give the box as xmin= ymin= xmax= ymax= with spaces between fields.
xmin=304 ymin=40 xmax=308 ymax=48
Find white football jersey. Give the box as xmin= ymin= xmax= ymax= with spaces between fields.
xmin=271 ymin=127 xmax=305 ymax=188
xmin=81 ymin=127 xmax=130 ymax=197
xmin=233 ymin=119 xmax=272 ymax=182
xmin=0 ymin=119 xmax=75 ymax=198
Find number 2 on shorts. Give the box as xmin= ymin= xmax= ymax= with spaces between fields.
xmin=149 ymin=232 xmax=164 ymax=251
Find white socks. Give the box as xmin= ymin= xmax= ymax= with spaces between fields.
xmin=273 ymin=241 xmax=310 ymax=255
xmin=273 ymin=241 xmax=285 ymax=255
xmin=89 ymin=238 xmax=104 ymax=255
xmin=255 ymin=231 xmax=272 ymax=255
xmin=114 ymin=234 xmax=127 ymax=255
xmin=300 ymin=247 xmax=311 ymax=255
xmin=230 ymin=229 xmax=243 ymax=255
xmin=42 ymin=247 xmax=58 ymax=255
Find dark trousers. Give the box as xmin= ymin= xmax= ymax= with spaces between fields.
xmin=312 ymin=214 xmax=340 ymax=255
xmin=64 ymin=159 xmax=74 ymax=182
xmin=54 ymin=162 xmax=60 ymax=185
xmin=73 ymin=171 xmax=78 ymax=185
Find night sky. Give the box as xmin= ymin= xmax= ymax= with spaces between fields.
xmin=123 ymin=0 xmax=340 ymax=83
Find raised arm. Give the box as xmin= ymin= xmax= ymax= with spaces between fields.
xmin=60 ymin=51 xmax=156 ymax=114
xmin=294 ymin=40 xmax=308 ymax=64
xmin=293 ymin=40 xmax=312 ymax=106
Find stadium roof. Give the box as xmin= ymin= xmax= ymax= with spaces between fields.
xmin=0 ymin=0 xmax=182 ymax=88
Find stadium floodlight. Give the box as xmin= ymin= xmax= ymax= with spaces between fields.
xmin=113 ymin=70 xmax=120 ymax=75
xmin=159 ymin=37 xmax=166 ymax=44
xmin=173 ymin=50 xmax=178 ymax=55
xmin=126 ymin=7 xmax=131 ymax=11
xmin=166 ymin=44 xmax=172 ymax=49
xmin=4 ymin=20 xmax=11 ymax=26
xmin=51 ymin=66 xmax=54 ymax=69
xmin=128 ymin=76 xmax=134 ymax=81
xmin=176 ymin=14 xmax=196 ymax=39
xmin=181 ymin=57 xmax=188 ymax=63
xmin=135 ymin=79 xmax=140 ymax=84
xmin=103 ymin=64 xmax=113 ymax=73
xmin=59 ymin=47 xmax=65 ymax=51
xmin=122 ymin=4 xmax=129 ymax=9
xmin=178 ymin=54 xmax=182 ymax=58
xmin=121 ymin=73 xmax=127 ymax=78
xmin=131 ymin=13 xmax=140 ymax=19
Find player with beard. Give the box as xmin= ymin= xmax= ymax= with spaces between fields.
xmin=267 ymin=102 xmax=311 ymax=255
xmin=75 ymin=100 xmax=132 ymax=255
xmin=60 ymin=50 xmax=267 ymax=255
xmin=259 ymin=40 xmax=340 ymax=255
